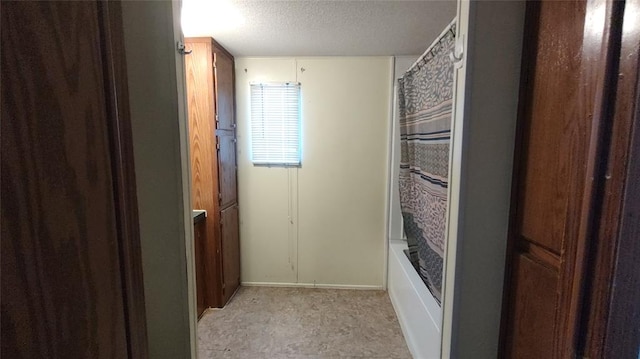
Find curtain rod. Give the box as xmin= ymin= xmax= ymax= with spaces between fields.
xmin=404 ymin=18 xmax=457 ymax=75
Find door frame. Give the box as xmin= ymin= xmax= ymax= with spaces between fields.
xmin=441 ymin=1 xmax=526 ymax=358
xmin=170 ymin=0 xmax=199 ymax=357
xmin=104 ymin=2 xmax=150 ymax=357
xmin=498 ymin=0 xmax=640 ymax=357
xmin=579 ymin=0 xmax=640 ymax=356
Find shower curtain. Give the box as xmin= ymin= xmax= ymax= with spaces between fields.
xmin=398 ymin=20 xmax=455 ymax=304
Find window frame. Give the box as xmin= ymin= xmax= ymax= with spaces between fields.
xmin=249 ymin=82 xmax=302 ymax=167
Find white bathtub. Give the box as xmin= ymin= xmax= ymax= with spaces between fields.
xmin=388 ymin=239 xmax=442 ymax=359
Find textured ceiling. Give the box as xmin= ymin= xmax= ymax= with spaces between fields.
xmin=182 ymin=0 xmax=457 ymax=56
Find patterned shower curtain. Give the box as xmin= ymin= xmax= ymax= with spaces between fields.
xmin=398 ymin=21 xmax=455 ymax=304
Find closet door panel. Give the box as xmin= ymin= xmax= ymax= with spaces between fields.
xmin=218 ymin=132 xmax=238 ymax=208
xmin=220 ymin=204 xmax=240 ymax=302
xmin=194 ymin=220 xmax=208 ymax=317
xmin=505 ymin=254 xmax=559 ymax=359
xmin=517 ymin=0 xmax=587 ymax=254
xmin=214 ymin=47 xmax=235 ymax=131
xmin=1 ymin=1 xmax=145 ymax=357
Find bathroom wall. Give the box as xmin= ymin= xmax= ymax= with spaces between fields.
xmin=236 ymin=57 xmax=393 ymax=288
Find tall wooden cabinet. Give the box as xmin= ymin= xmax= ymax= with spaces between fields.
xmin=185 ymin=37 xmax=240 ymax=311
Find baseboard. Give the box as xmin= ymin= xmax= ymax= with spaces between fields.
xmin=241 ymin=282 xmax=384 ymax=290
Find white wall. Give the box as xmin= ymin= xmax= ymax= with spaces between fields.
xmin=236 ymin=57 xmax=393 ymax=288
xmin=388 ymin=56 xmax=419 ymax=241
xmin=121 ymin=1 xmax=195 ymax=358
xmin=442 ymin=1 xmax=525 ymax=358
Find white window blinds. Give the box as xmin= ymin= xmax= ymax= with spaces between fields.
xmin=250 ymin=83 xmax=301 ymax=166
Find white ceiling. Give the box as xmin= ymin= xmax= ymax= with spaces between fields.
xmin=181 ymin=0 xmax=457 ymax=57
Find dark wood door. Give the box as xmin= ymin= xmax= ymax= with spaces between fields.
xmin=213 ymin=43 xmax=240 ymax=303
xmin=501 ymin=0 xmax=628 ymax=357
xmin=194 ymin=220 xmax=208 ymax=317
xmin=1 ymin=1 xmax=147 ymax=357
xmin=213 ymin=43 xmax=236 ymax=131
xmin=217 ymin=132 xmax=238 ymax=208
xmin=213 ymin=44 xmax=238 ymax=209
xmin=220 ymin=205 xmax=240 ymax=303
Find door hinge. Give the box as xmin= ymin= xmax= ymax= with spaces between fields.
xmin=216 ymin=142 xmax=220 ymax=150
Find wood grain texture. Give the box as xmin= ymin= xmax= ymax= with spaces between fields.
xmin=217 ymin=131 xmax=238 ymax=209
xmin=501 ymin=0 xmax=623 ymax=357
xmin=517 ymin=0 xmax=587 ymax=255
xmin=1 ymin=1 xmax=146 ymax=357
xmin=580 ymin=0 xmax=640 ymax=356
xmin=556 ymin=1 xmax=625 ymax=356
xmin=220 ymin=205 xmax=240 ymax=304
xmin=213 ymin=45 xmax=238 ymax=208
xmin=213 ymin=43 xmax=235 ymax=131
xmin=507 ymin=3 xmax=590 ymax=356
xmin=212 ymin=41 xmax=240 ymax=305
xmin=185 ymin=37 xmax=239 ymax=308
xmin=504 ymin=254 xmax=559 ymax=359
xmin=194 ymin=219 xmax=208 ymax=317
xmin=185 ymin=38 xmax=224 ymax=308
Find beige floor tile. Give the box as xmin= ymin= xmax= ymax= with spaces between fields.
xmin=197 ymin=287 xmax=412 ymax=359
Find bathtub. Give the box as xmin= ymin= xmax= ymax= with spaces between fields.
xmin=388 ymin=239 xmax=442 ymax=359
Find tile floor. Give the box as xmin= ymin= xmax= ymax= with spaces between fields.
xmin=197 ymin=286 xmax=412 ymax=358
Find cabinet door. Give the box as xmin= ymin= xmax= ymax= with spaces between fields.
xmin=220 ymin=205 xmax=241 ymax=303
xmin=213 ymin=44 xmax=238 ymax=209
xmin=194 ymin=220 xmax=208 ymax=317
xmin=213 ymin=46 xmax=235 ymax=131
xmin=504 ymin=1 xmax=587 ymax=356
xmin=217 ymin=132 xmax=238 ymax=208
xmin=1 ymin=1 xmax=146 ymax=357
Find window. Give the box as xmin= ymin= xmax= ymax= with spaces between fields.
xmin=250 ymin=83 xmax=301 ymax=166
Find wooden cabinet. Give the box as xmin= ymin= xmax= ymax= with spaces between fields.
xmin=185 ymin=37 xmax=240 ymax=309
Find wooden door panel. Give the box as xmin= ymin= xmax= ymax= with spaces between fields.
xmin=502 ymin=0 xmax=623 ymax=357
xmin=213 ymin=47 xmax=235 ymax=130
xmin=185 ymin=38 xmax=223 ymax=308
xmin=1 ymin=1 xmax=145 ymax=357
xmin=505 ymin=254 xmax=559 ymax=359
xmin=194 ymin=220 xmax=208 ymax=317
xmin=220 ymin=205 xmax=240 ymax=303
xmin=186 ymin=41 xmax=217 ymax=211
xmin=218 ymin=132 xmax=238 ymax=208
xmin=518 ymin=0 xmax=587 ymax=254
